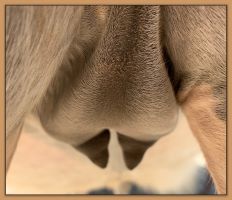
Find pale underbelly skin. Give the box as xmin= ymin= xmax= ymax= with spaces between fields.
xmin=39 ymin=58 xmax=179 ymax=145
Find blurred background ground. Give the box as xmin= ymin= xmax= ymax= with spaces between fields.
xmin=6 ymin=110 xmax=213 ymax=194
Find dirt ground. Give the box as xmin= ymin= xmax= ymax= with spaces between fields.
xmin=6 ymin=110 xmax=206 ymax=194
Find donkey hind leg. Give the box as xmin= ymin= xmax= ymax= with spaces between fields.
xmin=162 ymin=6 xmax=226 ymax=193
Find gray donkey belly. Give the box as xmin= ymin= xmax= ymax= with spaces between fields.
xmin=38 ymin=6 xmax=178 ymax=145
